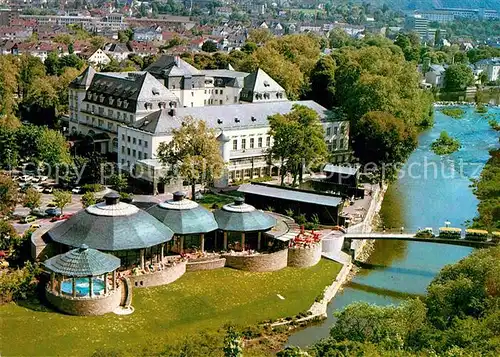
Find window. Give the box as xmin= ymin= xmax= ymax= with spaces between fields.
xmin=133 ymin=138 xmax=136 ymax=145
xmin=121 ymin=159 xmax=125 ymax=165
xmin=326 ymin=127 xmax=331 ymax=136
xmin=139 ymin=139 xmax=142 ymax=146
xmin=127 ymin=148 xmax=130 ymax=155
xmin=107 ymin=122 xmax=113 ymax=130
xmin=99 ymin=107 xmax=104 ymax=115
xmin=191 ymin=102 xmax=193 ymax=107
xmin=204 ymin=89 xmax=207 ymax=94
xmin=130 ymin=114 xmax=133 ymax=122
xmin=215 ymin=89 xmax=218 ymax=95
xmin=122 ymin=134 xmax=125 ymax=141
xmin=127 ymin=136 xmax=131 ymax=143
xmin=219 ymin=100 xmax=223 ymax=105
xmin=86 ymin=103 xmax=89 ymax=111
xmin=204 ymin=99 xmax=207 ymax=105
xmin=339 ymin=139 xmax=344 ymax=149
xmin=144 ymin=141 xmax=148 ymax=148
xmin=132 ymin=149 xmax=136 ymax=158
xmin=92 ymin=105 xmax=95 ymax=112
xmin=234 ymin=96 xmax=238 ymax=103
xmin=334 ymin=127 xmax=338 ymax=135
xmin=144 ymin=153 xmax=148 ymax=159
xmin=232 ymin=139 xmax=237 ymax=150
xmin=249 ymin=138 xmax=254 ymax=149
xmin=98 ymin=119 xmax=104 ymax=127
xmin=266 ymin=136 xmax=271 ymax=147
xmin=258 ymin=137 xmax=263 ymax=148
xmin=220 ymin=89 xmax=223 ymax=95
xmin=108 ymin=109 xmax=113 ymax=117
xmin=138 ymin=152 xmax=142 ymax=159
xmin=121 ymin=146 xmax=125 ymax=153
xmin=241 ymin=139 xmax=246 ymax=150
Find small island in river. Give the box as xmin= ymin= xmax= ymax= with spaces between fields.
xmin=431 ymin=131 xmax=461 ymax=155
xmin=440 ymin=107 xmax=465 ymax=119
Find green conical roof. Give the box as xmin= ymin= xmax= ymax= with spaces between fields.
xmin=214 ymin=198 xmax=276 ymax=232
xmin=43 ymin=244 xmax=120 ymax=277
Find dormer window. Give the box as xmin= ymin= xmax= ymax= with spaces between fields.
xmin=152 ymin=88 xmax=160 ymax=95
xmin=217 ymin=119 xmax=223 ymax=124
xmin=263 ymin=80 xmax=270 ymax=87
xmin=109 ymin=97 xmax=114 ymax=105
xmin=234 ymin=117 xmax=240 ymax=123
xmin=123 ymin=100 xmax=129 ymax=108
xmin=117 ymin=99 xmax=122 ymax=107
xmin=87 ymin=91 xmax=92 ymax=99
xmin=92 ymin=93 xmax=98 ymax=101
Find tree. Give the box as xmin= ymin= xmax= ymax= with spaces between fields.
xmin=247 ymin=28 xmax=272 ymax=44
xmin=241 ymin=41 xmax=257 ymax=54
xmin=444 ymin=64 xmax=475 ymax=91
xmin=394 ymin=33 xmax=420 ymax=62
xmin=52 ymin=190 xmax=72 ymax=215
xmin=351 ymin=111 xmax=417 ymax=182
xmin=309 ymin=56 xmax=336 ymax=108
xmin=268 ymin=105 xmax=328 ymax=186
xmin=81 ymin=191 xmax=96 ymax=208
xmin=18 ymin=54 xmax=46 ymax=99
xmin=90 ymin=36 xmax=106 ymax=51
xmin=109 ymin=174 xmax=128 ymax=192
xmin=157 ymin=117 xmax=224 ymax=200
xmin=44 ymin=51 xmax=60 ymax=76
xmin=36 ymin=128 xmax=72 ymax=166
xmin=0 ymin=174 xmax=18 ymax=216
xmin=23 ymin=188 xmax=42 ymax=212
xmin=201 ymin=40 xmax=217 ymax=53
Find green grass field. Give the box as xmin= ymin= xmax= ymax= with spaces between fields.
xmin=0 ymin=259 xmax=341 ymax=356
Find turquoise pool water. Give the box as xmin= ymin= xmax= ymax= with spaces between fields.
xmin=61 ymin=278 xmax=105 ymax=296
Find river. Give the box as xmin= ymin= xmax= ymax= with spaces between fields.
xmin=287 ymin=106 xmax=500 ymax=347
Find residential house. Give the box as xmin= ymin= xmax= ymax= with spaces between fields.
xmin=424 ymin=64 xmax=447 ymax=88
xmin=82 ymin=48 xmax=112 ymax=66
xmin=474 ymin=58 xmax=500 ymax=82
xmin=133 ymin=27 xmax=163 ymax=42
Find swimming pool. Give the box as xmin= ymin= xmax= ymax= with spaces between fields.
xmin=61 ymin=278 xmax=105 ymax=297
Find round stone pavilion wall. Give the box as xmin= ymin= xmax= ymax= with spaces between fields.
xmin=287 ymin=243 xmax=322 ymax=268
xmin=129 ymin=260 xmax=186 ymax=288
xmin=223 ymin=249 xmax=288 ymax=272
xmin=45 ymin=285 xmax=121 ymax=316
xmin=186 ymin=258 xmax=226 ymax=272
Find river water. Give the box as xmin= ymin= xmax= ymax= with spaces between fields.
xmin=288 ymin=106 xmax=500 ymax=347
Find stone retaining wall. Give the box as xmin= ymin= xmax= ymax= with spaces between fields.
xmin=45 ymin=286 xmax=122 ymax=316
xmin=186 ymin=258 xmax=226 ymax=272
xmin=287 ymin=243 xmax=322 ymax=268
xmin=129 ymin=261 xmax=186 ymax=288
xmin=223 ymin=249 xmax=288 ymax=272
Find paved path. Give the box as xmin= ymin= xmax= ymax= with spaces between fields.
xmin=344 ymin=233 xmax=495 ymax=248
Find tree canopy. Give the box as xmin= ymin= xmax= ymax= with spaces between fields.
xmin=157 ymin=117 xmax=224 ymax=199
xmin=444 ymin=64 xmax=475 ymax=91
xmin=268 ymin=105 xmax=328 ymax=186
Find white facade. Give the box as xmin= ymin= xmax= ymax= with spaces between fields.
xmin=87 ymin=49 xmax=111 ymax=66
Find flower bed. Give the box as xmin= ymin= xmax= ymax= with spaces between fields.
xmin=438 ymin=227 xmax=461 ymax=239
xmin=222 ymin=249 xmax=288 ymax=272
xmin=465 ymin=229 xmax=489 ymax=242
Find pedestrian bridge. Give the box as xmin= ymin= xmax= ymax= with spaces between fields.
xmin=343 ymin=233 xmax=497 ymax=248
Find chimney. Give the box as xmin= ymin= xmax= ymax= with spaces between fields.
xmin=174 ymin=55 xmax=180 ymax=66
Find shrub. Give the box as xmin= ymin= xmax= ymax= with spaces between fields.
xmin=82 ymin=183 xmax=104 ymax=193
xmin=431 ymin=131 xmax=461 ymax=155
xmin=119 ymin=192 xmax=133 ymax=203
xmin=440 ymin=107 xmax=465 ymax=119
xmin=295 ymin=214 xmax=307 ymax=225
xmin=0 ymin=261 xmax=41 ymax=304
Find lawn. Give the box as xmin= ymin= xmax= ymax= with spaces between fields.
xmin=198 ymin=192 xmax=243 ymax=209
xmin=0 ymin=259 xmax=341 ymax=356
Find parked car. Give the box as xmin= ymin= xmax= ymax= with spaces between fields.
xmin=71 ymin=186 xmax=82 ymax=194
xmin=19 ymin=175 xmax=32 ymax=182
xmin=33 ymin=185 xmax=44 ymax=192
xmin=39 ymin=176 xmax=48 ymax=182
xmin=50 ymin=214 xmax=73 ymax=222
xmin=21 ymin=215 xmax=37 ymax=224
xmin=31 ymin=208 xmax=48 ymax=218
xmin=31 ymin=176 xmax=40 ymax=183
xmin=30 ymin=223 xmax=41 ymax=229
xmin=47 ymin=201 xmax=57 ymax=207
xmin=45 ymin=208 xmax=61 ymax=217
xmin=43 ymin=186 xmax=53 ymax=194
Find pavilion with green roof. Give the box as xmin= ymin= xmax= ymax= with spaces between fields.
xmin=214 ymin=198 xmax=277 ymax=251
xmin=43 ymin=244 xmax=122 ymax=315
xmin=47 ymin=192 xmax=174 ymax=270
xmin=147 ymin=192 xmax=218 ymax=253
